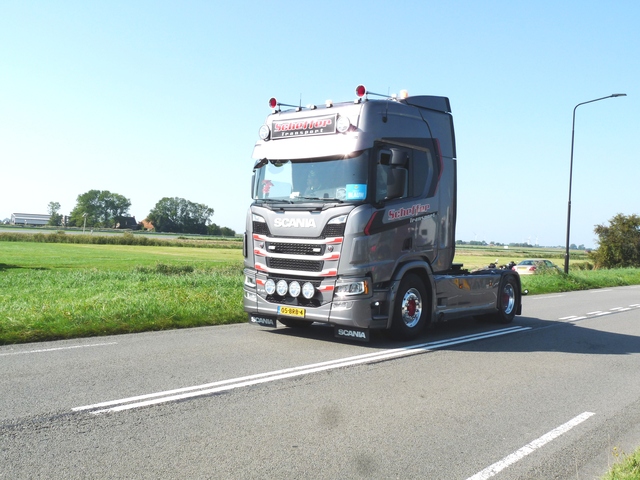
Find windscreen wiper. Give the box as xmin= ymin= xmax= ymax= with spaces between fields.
xmin=258 ymin=198 xmax=293 ymax=204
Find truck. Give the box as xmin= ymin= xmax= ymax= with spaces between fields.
xmin=242 ymin=85 xmax=522 ymax=341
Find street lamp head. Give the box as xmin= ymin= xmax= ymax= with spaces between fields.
xmin=611 ymin=93 xmax=627 ymax=97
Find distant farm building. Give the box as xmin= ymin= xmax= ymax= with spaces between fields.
xmin=114 ymin=216 xmax=140 ymax=230
xmin=10 ymin=213 xmax=51 ymax=226
xmin=140 ymin=219 xmax=154 ymax=230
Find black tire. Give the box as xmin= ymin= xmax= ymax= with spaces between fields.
xmin=390 ymin=273 xmax=429 ymax=340
xmin=492 ymin=275 xmax=519 ymax=324
xmin=279 ymin=318 xmax=313 ymax=328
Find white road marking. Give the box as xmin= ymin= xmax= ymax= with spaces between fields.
xmin=0 ymin=342 xmax=117 ymax=356
xmin=560 ymin=304 xmax=639 ymax=321
xmin=528 ymin=294 xmax=565 ymax=300
xmin=467 ymin=411 xmax=596 ymax=480
xmin=73 ymin=327 xmax=531 ymax=414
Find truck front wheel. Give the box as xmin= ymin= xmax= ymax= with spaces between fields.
xmin=493 ymin=275 xmax=519 ymax=324
xmin=390 ymin=274 xmax=428 ymax=340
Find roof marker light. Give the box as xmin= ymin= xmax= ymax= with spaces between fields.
xmin=399 ymin=89 xmax=409 ymax=99
xmin=325 ymin=99 xmax=333 ymax=108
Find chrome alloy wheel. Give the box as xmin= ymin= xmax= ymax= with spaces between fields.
xmin=401 ymin=288 xmax=423 ymax=328
xmin=501 ymin=283 xmax=516 ymax=315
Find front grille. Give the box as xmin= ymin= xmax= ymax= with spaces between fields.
xmin=322 ymin=223 xmax=345 ymax=238
xmin=253 ymin=221 xmax=271 ymax=236
xmin=268 ymin=258 xmax=323 ymax=272
xmin=268 ymin=242 xmax=324 ymax=256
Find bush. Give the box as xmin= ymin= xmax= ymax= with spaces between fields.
xmin=571 ymin=262 xmax=594 ymax=271
xmin=590 ymin=213 xmax=640 ymax=268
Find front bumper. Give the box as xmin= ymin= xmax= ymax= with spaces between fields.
xmin=243 ymin=268 xmax=389 ymax=329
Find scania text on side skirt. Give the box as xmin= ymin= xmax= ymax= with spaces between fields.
xmin=243 ymin=85 xmax=523 ymax=341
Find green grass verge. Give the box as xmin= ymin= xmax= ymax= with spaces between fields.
xmin=602 ymin=446 xmax=640 ymax=479
xmin=520 ymin=268 xmax=640 ymax=295
xmin=1 ymin=241 xmax=639 ymax=345
xmin=0 ymin=241 xmax=244 ymax=344
xmin=0 ymin=265 xmax=244 ymax=344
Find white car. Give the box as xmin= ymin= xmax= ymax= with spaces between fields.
xmin=513 ymin=259 xmax=561 ymax=275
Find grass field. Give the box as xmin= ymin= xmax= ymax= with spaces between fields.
xmin=1 ymin=239 xmax=639 ymax=345
xmin=0 ymin=241 xmax=245 ymax=344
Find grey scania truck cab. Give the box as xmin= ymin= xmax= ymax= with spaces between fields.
xmin=242 ymin=85 xmax=522 ymax=341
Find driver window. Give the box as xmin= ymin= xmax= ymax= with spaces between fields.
xmin=376 ymin=149 xmax=409 ymax=202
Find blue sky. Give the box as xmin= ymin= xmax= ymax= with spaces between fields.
xmin=1 ymin=1 xmax=637 ymax=248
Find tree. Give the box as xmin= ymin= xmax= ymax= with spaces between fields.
xmin=47 ymin=201 xmax=62 ymax=226
xmin=208 ymin=223 xmax=221 ymax=236
xmin=69 ymin=190 xmax=131 ymax=228
xmin=589 ymin=213 xmax=640 ymax=269
xmin=147 ymin=197 xmax=214 ymax=234
xmin=207 ymin=223 xmax=236 ymax=237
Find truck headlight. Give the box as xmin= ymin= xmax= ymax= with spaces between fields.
xmin=335 ymin=280 xmax=369 ymax=297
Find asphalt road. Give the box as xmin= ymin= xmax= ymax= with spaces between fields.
xmin=2 ymin=285 xmax=640 ymax=479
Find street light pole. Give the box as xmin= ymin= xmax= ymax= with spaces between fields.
xmin=564 ymin=93 xmax=627 ymax=274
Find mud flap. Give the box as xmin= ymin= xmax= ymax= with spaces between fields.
xmin=334 ymin=326 xmax=370 ymax=342
xmin=249 ymin=315 xmax=278 ymax=328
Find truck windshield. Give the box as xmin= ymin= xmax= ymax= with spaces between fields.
xmin=253 ymin=151 xmax=369 ymax=203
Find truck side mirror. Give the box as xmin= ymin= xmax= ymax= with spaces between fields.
xmin=390 ymin=149 xmax=408 ymax=166
xmin=386 ymin=168 xmax=408 ymax=200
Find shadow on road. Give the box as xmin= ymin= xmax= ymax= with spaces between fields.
xmin=256 ymin=312 xmax=640 ymax=356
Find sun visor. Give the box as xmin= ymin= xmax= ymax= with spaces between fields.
xmin=252 ymin=132 xmax=374 ymax=160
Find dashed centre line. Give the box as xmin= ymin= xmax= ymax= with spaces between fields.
xmin=559 ymin=304 xmax=640 ymax=321
xmin=0 ymin=342 xmax=117 ymax=356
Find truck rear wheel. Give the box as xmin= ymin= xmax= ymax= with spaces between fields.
xmin=390 ymin=274 xmax=428 ymax=340
xmin=493 ymin=275 xmax=519 ymax=324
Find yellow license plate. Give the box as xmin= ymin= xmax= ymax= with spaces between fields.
xmin=277 ymin=306 xmax=306 ymax=318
